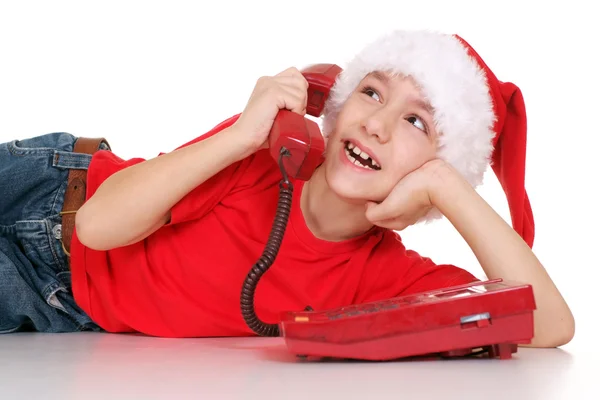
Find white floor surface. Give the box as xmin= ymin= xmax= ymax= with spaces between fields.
xmin=0 ymin=332 xmax=596 ymax=399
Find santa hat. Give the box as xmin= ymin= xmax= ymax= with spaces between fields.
xmin=322 ymin=30 xmax=535 ymax=248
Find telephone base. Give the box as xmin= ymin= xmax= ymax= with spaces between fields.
xmin=279 ymin=279 xmax=535 ymax=361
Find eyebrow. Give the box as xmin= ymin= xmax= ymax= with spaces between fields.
xmin=368 ymin=71 xmax=390 ymax=84
xmin=413 ymin=98 xmax=434 ymax=115
xmin=366 ymin=71 xmax=435 ymax=115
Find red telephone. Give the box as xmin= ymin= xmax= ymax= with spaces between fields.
xmin=239 ymin=64 xmax=536 ymax=360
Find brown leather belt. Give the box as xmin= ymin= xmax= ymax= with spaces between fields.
xmin=60 ymin=137 xmax=111 ymax=256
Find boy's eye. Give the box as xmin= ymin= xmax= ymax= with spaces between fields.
xmin=406 ymin=116 xmax=426 ymax=132
xmin=361 ymin=86 xmax=381 ymax=102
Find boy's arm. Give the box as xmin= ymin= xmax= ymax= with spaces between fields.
xmin=365 ymin=159 xmax=575 ymax=348
xmin=430 ymin=161 xmax=575 ymax=348
xmin=75 ymin=125 xmax=251 ymax=251
xmin=76 ymin=66 xmax=310 ymax=251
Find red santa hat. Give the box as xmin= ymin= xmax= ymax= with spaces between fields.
xmin=322 ymin=30 xmax=535 ymax=248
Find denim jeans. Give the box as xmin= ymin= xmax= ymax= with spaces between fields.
xmin=0 ymin=132 xmax=104 ymax=333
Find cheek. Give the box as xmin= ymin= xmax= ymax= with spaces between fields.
xmin=382 ymin=140 xmax=436 ymax=187
xmin=323 ymin=125 xmax=340 ymax=150
xmin=388 ymin=136 xmax=436 ymax=173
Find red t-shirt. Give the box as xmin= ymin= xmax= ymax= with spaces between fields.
xmin=70 ymin=114 xmax=477 ymax=337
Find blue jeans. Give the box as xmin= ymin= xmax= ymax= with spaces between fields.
xmin=0 ymin=132 xmax=104 ymax=333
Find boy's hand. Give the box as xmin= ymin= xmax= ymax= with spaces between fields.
xmin=232 ymin=66 xmax=309 ymax=155
xmin=364 ymin=159 xmax=453 ymax=230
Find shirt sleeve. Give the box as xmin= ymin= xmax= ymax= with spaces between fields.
xmin=355 ymin=231 xmax=479 ymax=303
xmin=162 ymin=113 xmax=253 ymax=226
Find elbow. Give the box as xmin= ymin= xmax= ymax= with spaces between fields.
xmin=530 ymin=313 xmax=576 ymax=348
xmin=75 ymin=204 xmax=111 ymax=251
xmin=552 ymin=307 xmax=576 ymax=348
xmin=552 ymin=315 xmax=576 ymax=347
xmin=535 ymin=331 xmax=575 ymax=349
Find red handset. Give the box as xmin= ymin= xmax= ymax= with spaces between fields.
xmin=268 ymin=64 xmax=342 ymax=181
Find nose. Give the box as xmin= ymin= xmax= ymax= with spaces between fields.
xmin=362 ymin=112 xmax=392 ymax=143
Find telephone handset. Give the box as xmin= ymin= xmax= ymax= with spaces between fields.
xmin=268 ymin=63 xmax=341 ymax=181
xmin=240 ymin=64 xmax=342 ymax=336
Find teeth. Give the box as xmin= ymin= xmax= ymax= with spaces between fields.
xmin=345 ymin=147 xmax=377 ymax=170
xmin=345 ymin=141 xmax=380 ymax=170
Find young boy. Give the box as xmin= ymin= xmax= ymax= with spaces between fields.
xmin=0 ymin=30 xmax=574 ymax=347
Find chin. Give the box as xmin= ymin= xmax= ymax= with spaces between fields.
xmin=327 ymin=179 xmax=368 ymax=204
xmin=319 ymin=138 xmax=392 ymax=202
xmin=323 ymin=162 xmax=387 ymax=204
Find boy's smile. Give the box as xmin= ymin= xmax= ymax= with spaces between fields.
xmin=340 ymin=139 xmax=382 ymax=172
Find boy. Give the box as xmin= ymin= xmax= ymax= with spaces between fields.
xmin=0 ymin=30 xmax=574 ymax=347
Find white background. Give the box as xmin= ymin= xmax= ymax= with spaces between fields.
xmin=1 ymin=0 xmax=598 ymax=385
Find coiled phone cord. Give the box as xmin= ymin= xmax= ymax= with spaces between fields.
xmin=240 ymin=147 xmax=293 ymax=337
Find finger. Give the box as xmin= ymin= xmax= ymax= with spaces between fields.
xmin=274 ymin=75 xmax=309 ymax=92
xmin=274 ymin=71 xmax=309 ymax=97
xmin=274 ymin=74 xmax=309 ymax=99
xmin=371 ymin=217 xmax=410 ymax=231
xmin=365 ymin=199 xmax=399 ymax=223
xmin=373 ymin=207 xmax=430 ymax=231
xmin=275 ymin=66 xmax=299 ymax=76
xmin=275 ymin=66 xmax=306 ymax=84
xmin=276 ymin=81 xmax=308 ymax=112
xmin=282 ymin=86 xmax=307 ymax=114
xmin=276 ymin=86 xmax=307 ymax=115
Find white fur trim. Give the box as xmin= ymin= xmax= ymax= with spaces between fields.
xmin=322 ymin=30 xmax=497 ymax=223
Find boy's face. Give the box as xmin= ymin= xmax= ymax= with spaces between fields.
xmin=322 ymin=71 xmax=439 ymax=204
